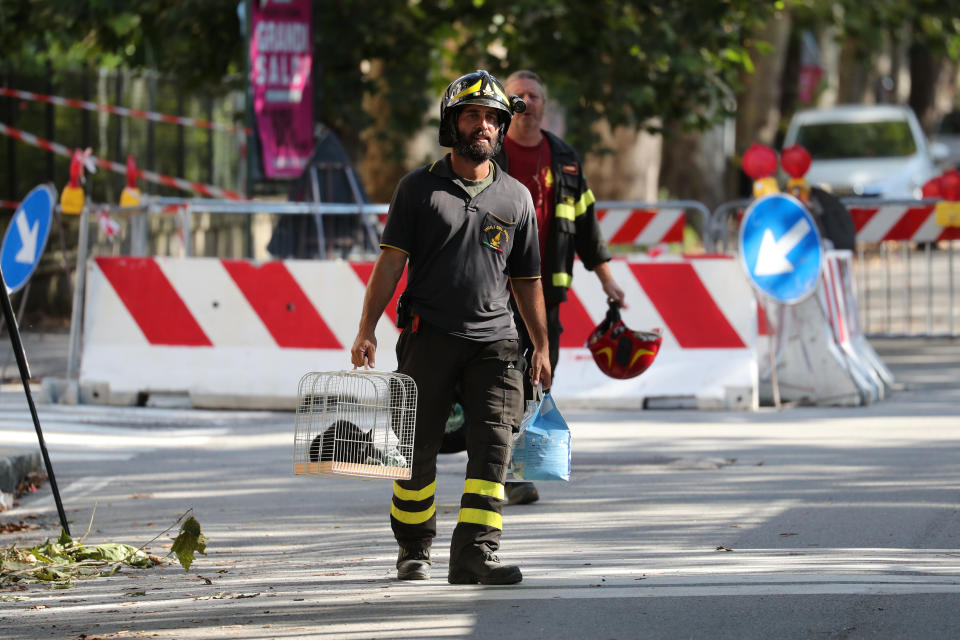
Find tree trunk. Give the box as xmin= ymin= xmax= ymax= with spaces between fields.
xmin=734 ymin=11 xmax=792 ymax=151
xmin=909 ymin=40 xmax=938 ymax=129
xmin=657 ymin=122 xmax=731 ymax=212
xmin=582 ymin=122 xmax=662 ymax=203
xmin=837 ymin=39 xmax=871 ymax=104
xmin=358 ymin=59 xmax=409 ymax=203
xmin=931 ymin=59 xmax=958 ymax=128
xmin=726 ymin=10 xmax=792 ymax=198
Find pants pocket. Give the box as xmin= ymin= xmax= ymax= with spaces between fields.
xmin=498 ymin=354 xmax=523 ymax=430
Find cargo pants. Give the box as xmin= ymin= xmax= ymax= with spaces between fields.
xmin=390 ymin=319 xmax=523 ymax=563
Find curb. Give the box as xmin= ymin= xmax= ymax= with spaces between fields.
xmin=0 ymin=451 xmax=42 ymax=494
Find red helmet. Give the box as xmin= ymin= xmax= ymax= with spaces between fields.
xmin=587 ymin=301 xmax=663 ymax=379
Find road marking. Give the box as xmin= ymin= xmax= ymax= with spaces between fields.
xmin=0 ymin=423 xmax=226 ymax=460
xmin=295 ymin=547 xmax=960 ymax=601
xmin=0 ymin=403 xmax=235 ymax=461
xmin=3 ymin=475 xmax=113 ymax=517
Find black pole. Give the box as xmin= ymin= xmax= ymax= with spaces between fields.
xmin=0 ymin=267 xmax=70 ymax=536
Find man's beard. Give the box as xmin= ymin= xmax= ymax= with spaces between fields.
xmin=454 ymin=128 xmax=501 ymax=162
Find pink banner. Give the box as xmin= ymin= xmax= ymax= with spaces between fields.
xmin=250 ymin=0 xmax=314 ymax=179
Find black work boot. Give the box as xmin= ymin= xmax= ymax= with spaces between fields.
xmin=448 ymin=548 xmax=522 ymax=585
xmin=505 ymin=481 xmax=539 ymax=505
xmin=396 ymin=546 xmax=431 ymax=580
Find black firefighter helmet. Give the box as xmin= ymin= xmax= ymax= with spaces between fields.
xmin=439 ymin=70 xmax=525 ymax=148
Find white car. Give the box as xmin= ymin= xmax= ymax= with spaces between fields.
xmin=781 ymin=104 xmax=949 ymax=198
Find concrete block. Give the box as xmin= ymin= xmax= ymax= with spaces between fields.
xmin=0 ymin=450 xmax=42 ymax=494
xmin=39 ymin=377 xmax=79 ymax=405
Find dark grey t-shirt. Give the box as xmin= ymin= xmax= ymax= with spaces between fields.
xmin=380 ymin=155 xmax=540 ymax=341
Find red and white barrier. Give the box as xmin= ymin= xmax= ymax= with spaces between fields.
xmin=376 ymin=207 xmax=689 ymax=247
xmin=80 ymin=258 xmax=396 ymax=407
xmin=595 ymin=207 xmax=685 ymax=245
xmin=79 ymin=255 xmax=758 ymax=409
xmin=550 ymin=256 xmax=757 ymax=409
xmin=718 ymin=200 xmax=960 ymax=249
xmin=849 ymin=204 xmax=960 ymax=243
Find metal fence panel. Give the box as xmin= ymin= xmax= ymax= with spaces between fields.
xmin=708 ymin=196 xmax=960 ymax=338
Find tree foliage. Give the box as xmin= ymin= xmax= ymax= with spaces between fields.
xmin=786 ymin=0 xmax=960 ymax=124
xmin=0 ymin=0 xmax=244 ymax=89
xmin=0 ymin=0 xmax=773 ymax=155
xmin=2 ymin=1 xmax=957 ymax=157
xmin=789 ymin=0 xmax=960 ymax=60
xmin=310 ymin=0 xmax=777 ymax=154
xmin=456 ymin=1 xmax=775 ymax=151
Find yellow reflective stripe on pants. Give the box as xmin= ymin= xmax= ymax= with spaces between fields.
xmin=457 ymin=507 xmax=502 ymax=530
xmin=464 ymin=478 xmax=505 ymax=500
xmin=552 ymin=272 xmax=572 ymax=288
xmin=393 ymin=480 xmax=436 ymax=502
xmin=391 ymin=502 xmax=436 ymax=525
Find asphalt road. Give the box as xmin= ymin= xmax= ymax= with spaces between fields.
xmin=0 ymin=338 xmax=958 ymax=639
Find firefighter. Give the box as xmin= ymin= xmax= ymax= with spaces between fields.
xmin=498 ymin=69 xmax=627 ymax=505
xmin=350 ymin=70 xmax=551 ymax=584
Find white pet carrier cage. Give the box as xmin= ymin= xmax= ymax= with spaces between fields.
xmin=293 ymin=370 xmax=416 ymax=480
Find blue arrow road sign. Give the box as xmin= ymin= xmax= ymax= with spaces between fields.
xmin=1 ymin=184 xmax=56 ymax=294
xmin=739 ymin=193 xmax=822 ymax=304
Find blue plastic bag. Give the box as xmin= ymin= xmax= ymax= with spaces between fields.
xmin=508 ymin=392 xmax=570 ymax=482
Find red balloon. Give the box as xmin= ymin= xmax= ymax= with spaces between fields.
xmin=781 ymin=144 xmax=811 ymax=178
xmin=941 ymin=170 xmax=960 ymax=201
xmin=922 ymin=176 xmax=943 ymax=198
xmin=742 ymin=143 xmax=778 ymax=180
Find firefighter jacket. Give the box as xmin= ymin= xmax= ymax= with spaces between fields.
xmin=496 ymin=130 xmax=611 ymax=306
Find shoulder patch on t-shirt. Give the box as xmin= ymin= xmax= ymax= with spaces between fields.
xmin=561 ymin=162 xmax=578 ymax=175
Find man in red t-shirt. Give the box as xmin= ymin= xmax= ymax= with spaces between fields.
xmin=502 ymin=120 xmax=553 ymax=266
xmin=500 ymin=70 xmax=627 ymax=505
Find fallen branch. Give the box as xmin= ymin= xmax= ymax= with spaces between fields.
xmin=0 ymin=508 xmax=205 ymax=588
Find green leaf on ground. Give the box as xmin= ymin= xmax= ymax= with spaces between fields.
xmin=1 ymin=530 xmax=160 ymax=588
xmin=169 ymin=516 xmax=207 ymax=573
xmin=81 ymin=542 xmax=150 ymax=566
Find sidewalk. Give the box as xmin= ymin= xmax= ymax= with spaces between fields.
xmin=0 ymin=328 xmax=69 ymax=383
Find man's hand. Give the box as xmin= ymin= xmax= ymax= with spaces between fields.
xmin=351 ymin=333 xmax=377 ymax=369
xmin=511 ymin=277 xmax=552 ymax=388
xmin=595 ymin=261 xmax=627 ymax=308
xmin=602 ymin=279 xmax=627 ymax=308
xmin=528 ymin=347 xmax=552 ymax=390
